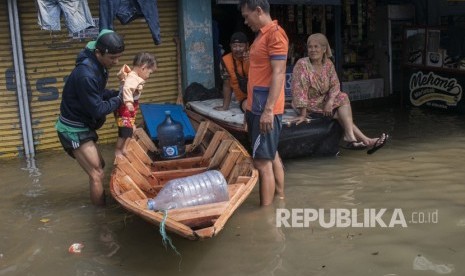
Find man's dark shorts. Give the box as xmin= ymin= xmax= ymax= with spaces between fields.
xmin=245 ymin=111 xmax=282 ymax=160
xmin=57 ymin=129 xmax=98 ymax=158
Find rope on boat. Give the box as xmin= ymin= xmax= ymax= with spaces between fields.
xmin=160 ymin=210 xmax=182 ymax=258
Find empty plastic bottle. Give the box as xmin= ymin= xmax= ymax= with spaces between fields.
xmin=157 ymin=110 xmax=186 ymax=159
xmin=147 ymin=170 xmax=229 ymax=210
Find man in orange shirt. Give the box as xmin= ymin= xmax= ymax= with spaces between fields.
xmin=214 ymin=32 xmax=250 ymax=112
xmin=240 ymin=0 xmax=288 ymax=206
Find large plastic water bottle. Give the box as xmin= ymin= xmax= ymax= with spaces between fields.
xmin=157 ymin=110 xmax=186 ymax=159
xmin=147 ymin=170 xmax=229 ymax=210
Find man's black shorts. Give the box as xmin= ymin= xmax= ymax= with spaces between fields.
xmin=57 ymin=129 xmax=98 ymax=158
xmin=245 ymin=111 xmax=282 ymax=160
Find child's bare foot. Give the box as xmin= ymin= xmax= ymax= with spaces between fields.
xmin=275 ymin=190 xmax=285 ymax=200
xmin=115 ymin=149 xmax=124 ymax=158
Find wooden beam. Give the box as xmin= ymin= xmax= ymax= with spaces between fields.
xmin=114 ymin=155 xmax=156 ymax=195
xmin=126 ymin=138 xmax=152 ymax=166
xmin=133 ymin=128 xmax=158 ymax=152
xmin=186 ymin=120 xmax=209 ymax=152
xmin=219 ymin=149 xmax=241 ymax=177
xmin=152 ymin=156 xmax=204 ymax=171
xmin=208 ymin=139 xmax=233 ymax=169
xmin=201 ymin=131 xmax=226 ymax=163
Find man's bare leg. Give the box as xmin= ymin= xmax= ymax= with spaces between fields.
xmin=253 ymin=159 xmax=275 ymax=206
xmin=273 ymin=152 xmax=285 ymax=199
xmin=73 ymin=141 xmax=106 ymax=206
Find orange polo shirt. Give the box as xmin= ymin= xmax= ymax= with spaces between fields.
xmin=246 ymin=20 xmax=288 ymax=115
xmin=222 ymin=53 xmax=249 ymax=102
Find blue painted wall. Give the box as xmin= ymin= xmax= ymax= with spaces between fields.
xmin=178 ymin=0 xmax=215 ymax=91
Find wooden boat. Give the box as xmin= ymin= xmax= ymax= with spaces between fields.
xmin=186 ymin=98 xmax=343 ymax=159
xmin=110 ymin=108 xmax=259 ymax=240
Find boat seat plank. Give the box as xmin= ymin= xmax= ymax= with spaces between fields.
xmin=186 ymin=121 xmax=209 ymax=153
xmin=117 ymin=172 xmax=147 ymax=199
xmin=152 ymin=167 xmax=208 ymax=185
xmin=152 ymin=156 xmax=204 ymax=171
xmin=208 ymin=139 xmax=234 ymax=169
xmin=133 ymin=128 xmax=158 ymax=153
xmin=126 ymin=138 xmax=152 ymax=166
xmin=219 ymin=149 xmax=241 ymax=178
xmin=201 ymin=131 xmax=226 ymax=162
xmin=227 ymin=155 xmax=247 ymax=184
xmin=119 ymin=189 xmax=145 ymax=202
xmin=125 ymin=148 xmax=152 ymax=178
xmin=236 ymin=176 xmax=252 ymax=184
xmin=115 ymin=155 xmax=157 ymax=194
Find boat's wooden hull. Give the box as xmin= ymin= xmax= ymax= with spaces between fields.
xmin=110 ymin=109 xmax=258 ymax=240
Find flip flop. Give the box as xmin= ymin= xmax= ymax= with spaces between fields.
xmin=341 ymin=141 xmax=367 ymax=150
xmin=367 ymin=134 xmax=389 ymax=155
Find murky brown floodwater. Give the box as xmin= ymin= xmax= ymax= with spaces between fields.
xmin=1 ymin=106 xmax=465 ymax=276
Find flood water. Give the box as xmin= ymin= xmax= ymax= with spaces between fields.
xmin=1 ymin=105 xmax=465 ymax=276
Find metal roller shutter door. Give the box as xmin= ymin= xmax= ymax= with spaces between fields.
xmin=0 ymin=1 xmax=23 ymax=158
xmin=18 ymin=0 xmax=179 ymax=154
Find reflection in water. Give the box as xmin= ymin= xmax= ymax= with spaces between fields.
xmin=0 ymin=106 xmax=465 ymax=275
xmin=22 ymin=157 xmax=43 ymax=198
xmin=413 ymin=255 xmax=454 ymax=274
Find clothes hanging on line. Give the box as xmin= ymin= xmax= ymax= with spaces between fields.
xmin=36 ymin=0 xmax=95 ymax=34
xmin=99 ymin=0 xmax=162 ymax=45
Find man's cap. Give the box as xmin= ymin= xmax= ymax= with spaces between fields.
xmin=86 ymin=29 xmax=125 ymax=54
xmin=230 ymin=32 xmax=248 ymax=44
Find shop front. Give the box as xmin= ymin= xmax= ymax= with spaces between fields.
xmin=214 ymin=0 xmax=391 ymax=102
xmin=1 ymin=0 xmax=179 ymax=158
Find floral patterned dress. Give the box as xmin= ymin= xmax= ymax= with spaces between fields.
xmin=291 ymin=57 xmax=349 ymax=114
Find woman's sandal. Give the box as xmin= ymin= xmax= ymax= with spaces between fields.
xmin=367 ymin=134 xmax=389 ymax=155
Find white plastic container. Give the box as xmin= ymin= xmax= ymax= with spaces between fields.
xmin=147 ymin=170 xmax=229 ymax=210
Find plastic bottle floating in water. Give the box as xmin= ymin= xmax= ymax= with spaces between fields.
xmin=68 ymin=243 xmax=84 ymax=254
xmin=147 ymin=170 xmax=229 ymax=210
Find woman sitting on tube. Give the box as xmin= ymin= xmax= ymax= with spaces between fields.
xmin=291 ymin=33 xmax=388 ymax=153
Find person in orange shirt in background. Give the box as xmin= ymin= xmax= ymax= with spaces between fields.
xmin=214 ymin=32 xmax=250 ymax=112
xmin=114 ymin=52 xmax=157 ymax=157
xmin=240 ymin=0 xmax=288 ymax=206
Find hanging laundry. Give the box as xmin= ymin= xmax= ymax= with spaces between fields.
xmin=99 ymin=0 xmax=162 ymax=45
xmin=36 ymin=0 xmax=95 ymax=34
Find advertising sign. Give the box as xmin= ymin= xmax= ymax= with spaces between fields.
xmin=405 ymin=68 xmax=464 ymax=112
